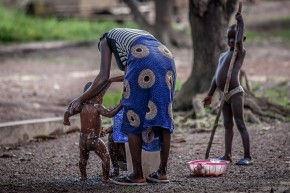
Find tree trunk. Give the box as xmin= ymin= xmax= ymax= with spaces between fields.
xmin=123 ymin=0 xmax=153 ymax=32
xmin=244 ymin=91 xmax=290 ymax=122
xmin=154 ymin=0 xmax=172 ymax=45
xmin=173 ymin=0 xmax=238 ymax=110
xmin=123 ymin=0 xmax=191 ymax=47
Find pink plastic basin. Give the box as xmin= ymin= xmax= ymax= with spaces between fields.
xmin=187 ymin=159 xmax=230 ymax=177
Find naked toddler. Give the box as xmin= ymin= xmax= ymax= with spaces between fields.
xmin=63 ymin=75 xmax=123 ymax=182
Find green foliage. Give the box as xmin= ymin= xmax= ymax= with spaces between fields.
xmin=285 ymin=116 xmax=290 ymax=122
xmin=245 ymin=31 xmax=262 ymax=42
xmin=175 ymin=80 xmax=183 ymax=90
xmin=103 ymin=91 xmax=123 ymax=108
xmin=271 ymin=29 xmax=290 ymax=42
xmin=269 ymin=17 xmax=290 ymax=41
xmin=264 ymin=88 xmax=289 ymax=107
xmin=255 ymin=81 xmax=289 ymax=107
xmin=251 ymin=82 xmax=262 ymax=92
xmin=246 ymin=17 xmax=290 ymax=43
xmin=0 ymin=4 xmax=138 ymax=43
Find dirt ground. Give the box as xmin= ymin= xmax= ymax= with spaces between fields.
xmin=0 ymin=1 xmax=290 ymax=192
xmin=0 ymin=120 xmax=289 ymax=193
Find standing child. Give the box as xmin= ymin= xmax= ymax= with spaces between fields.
xmin=63 ymin=75 xmax=124 ymax=182
xmin=94 ymin=75 xmax=127 ymax=178
xmin=96 ymin=110 xmax=127 ymax=178
xmin=203 ymin=11 xmax=253 ymax=165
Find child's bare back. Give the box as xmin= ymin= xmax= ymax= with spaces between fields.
xmin=79 ymin=91 xmax=104 ymax=137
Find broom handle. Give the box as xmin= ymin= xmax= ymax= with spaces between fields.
xmin=224 ymin=2 xmax=242 ymax=94
xmin=205 ymin=2 xmax=242 ymax=159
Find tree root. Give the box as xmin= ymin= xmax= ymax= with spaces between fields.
xmin=244 ymin=92 xmax=290 ymax=122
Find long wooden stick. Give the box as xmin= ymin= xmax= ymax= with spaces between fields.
xmin=205 ymin=2 xmax=242 ymax=159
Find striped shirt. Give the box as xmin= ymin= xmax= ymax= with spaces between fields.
xmin=105 ymin=28 xmax=155 ymax=71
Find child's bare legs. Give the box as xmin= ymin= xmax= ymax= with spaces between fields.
xmin=127 ymin=133 xmax=145 ymax=182
xmin=79 ymin=145 xmax=89 ymax=181
xmin=230 ymin=93 xmax=252 ymax=160
xmin=222 ymin=101 xmax=234 ymax=162
xmin=108 ymin=133 xmax=120 ymax=176
xmin=93 ymin=139 xmax=111 ymax=183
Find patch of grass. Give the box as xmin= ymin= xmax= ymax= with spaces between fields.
xmin=251 ymin=82 xmax=262 ymax=92
xmin=264 ymin=88 xmax=289 ymax=107
xmin=246 ymin=17 xmax=290 ymax=43
xmin=103 ymin=91 xmax=123 ymax=108
xmin=271 ymin=29 xmax=290 ymax=42
xmin=175 ymin=80 xmax=183 ymax=90
xmin=285 ymin=116 xmax=290 ymax=122
xmin=256 ymin=82 xmax=289 ymax=107
xmin=0 ymin=3 xmax=138 ymax=43
xmin=245 ymin=31 xmax=263 ymax=42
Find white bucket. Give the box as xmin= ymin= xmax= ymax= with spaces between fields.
xmin=125 ymin=143 xmax=160 ymax=177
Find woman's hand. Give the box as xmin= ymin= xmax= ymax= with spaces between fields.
xmin=63 ymin=118 xmax=71 ymax=126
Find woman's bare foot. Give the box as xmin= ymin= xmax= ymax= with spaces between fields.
xmin=146 ymin=170 xmax=169 ymax=183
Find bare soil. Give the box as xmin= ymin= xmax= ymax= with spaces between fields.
xmin=0 ymin=1 xmax=290 ymax=192
xmin=0 ymin=121 xmax=289 ymax=193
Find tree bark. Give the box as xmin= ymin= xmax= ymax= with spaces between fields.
xmin=154 ymin=0 xmax=172 ymax=45
xmin=244 ymin=91 xmax=290 ymax=122
xmin=173 ymin=0 xmax=238 ymax=110
xmin=123 ymin=0 xmax=190 ymax=47
xmin=123 ymin=0 xmax=153 ymax=32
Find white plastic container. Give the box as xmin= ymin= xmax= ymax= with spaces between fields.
xmin=125 ymin=143 xmax=160 ymax=177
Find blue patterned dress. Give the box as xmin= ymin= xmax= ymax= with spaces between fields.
xmin=102 ymin=28 xmax=176 ymax=151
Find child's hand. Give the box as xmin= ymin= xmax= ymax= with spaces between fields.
xmin=203 ymin=96 xmax=212 ymax=108
xmin=63 ymin=119 xmax=71 ymax=126
xmin=63 ymin=112 xmax=71 ymax=126
xmin=95 ymin=104 xmax=106 ymax=115
xmin=105 ymin=126 xmax=113 ymax=134
xmin=100 ymin=129 xmax=107 ymax=137
xmin=100 ymin=127 xmax=113 ymax=137
xmin=235 ymin=12 xmax=243 ymax=22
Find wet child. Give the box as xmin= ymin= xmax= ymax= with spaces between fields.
xmin=94 ymin=76 xmax=126 ymax=177
xmin=203 ymin=11 xmax=253 ymax=165
xmin=63 ymin=75 xmax=124 ymax=182
xmin=97 ymin=112 xmax=127 ymax=177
